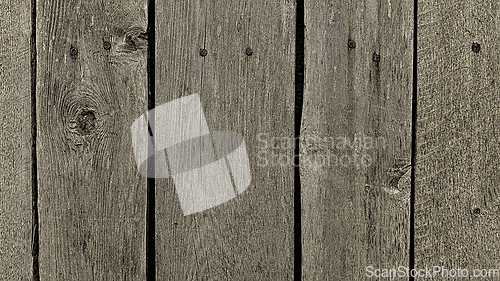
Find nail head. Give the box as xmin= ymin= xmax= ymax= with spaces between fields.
xmin=348 ymin=39 xmax=356 ymax=49
xmin=372 ymin=52 xmax=380 ymax=62
xmin=245 ymin=47 xmax=253 ymax=56
xmin=472 ymin=42 xmax=481 ymax=53
xmin=70 ymin=47 xmax=78 ymax=56
xmin=199 ymin=48 xmax=208 ymax=57
xmin=473 ymin=207 xmax=481 ymax=215
xmin=103 ymin=41 xmax=111 ymax=51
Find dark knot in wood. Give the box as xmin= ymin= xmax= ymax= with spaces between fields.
xmin=75 ymin=109 xmax=96 ymax=135
xmin=118 ymin=27 xmax=148 ymax=53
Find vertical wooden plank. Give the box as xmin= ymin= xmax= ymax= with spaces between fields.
xmin=36 ymin=1 xmax=148 ymax=279
xmin=0 ymin=1 xmax=32 ymax=280
xmin=155 ymin=0 xmax=295 ymax=279
xmin=302 ymin=0 xmax=413 ymax=279
xmin=154 ymin=1 xmax=206 ymax=280
xmin=416 ymin=0 xmax=500 ymax=279
xmin=201 ymin=0 xmax=295 ymax=279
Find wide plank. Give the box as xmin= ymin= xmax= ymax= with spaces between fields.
xmin=302 ymin=0 xmax=413 ymax=279
xmin=36 ymin=1 xmax=148 ymax=279
xmin=416 ymin=0 xmax=500 ymax=279
xmin=155 ymin=0 xmax=295 ymax=279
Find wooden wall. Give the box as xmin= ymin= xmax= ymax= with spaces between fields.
xmin=4 ymin=0 xmax=500 ymax=280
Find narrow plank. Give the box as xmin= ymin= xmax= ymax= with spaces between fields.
xmin=154 ymin=1 xmax=206 ymax=279
xmin=0 ymin=1 xmax=32 ymax=280
xmin=155 ymin=0 xmax=295 ymax=279
xmin=36 ymin=1 xmax=148 ymax=279
xmin=302 ymin=0 xmax=413 ymax=279
xmin=416 ymin=0 xmax=500 ymax=279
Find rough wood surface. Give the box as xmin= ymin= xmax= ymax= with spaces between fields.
xmin=0 ymin=1 xmax=32 ymax=280
xmin=155 ymin=0 xmax=295 ymax=279
xmin=36 ymin=1 xmax=148 ymax=279
xmin=416 ymin=0 xmax=500 ymax=279
xmin=302 ymin=0 xmax=413 ymax=279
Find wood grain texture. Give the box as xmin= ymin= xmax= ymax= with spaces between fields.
xmin=155 ymin=0 xmax=295 ymax=279
xmin=302 ymin=0 xmax=413 ymax=279
xmin=154 ymin=1 xmax=206 ymax=280
xmin=36 ymin=0 xmax=148 ymax=279
xmin=0 ymin=1 xmax=32 ymax=280
xmin=416 ymin=0 xmax=500 ymax=279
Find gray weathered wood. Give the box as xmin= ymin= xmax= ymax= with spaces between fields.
xmin=154 ymin=2 xmax=206 ymax=280
xmin=416 ymin=0 xmax=500 ymax=278
xmin=36 ymin=1 xmax=148 ymax=279
xmin=302 ymin=0 xmax=413 ymax=279
xmin=155 ymin=0 xmax=295 ymax=279
xmin=0 ymin=1 xmax=32 ymax=280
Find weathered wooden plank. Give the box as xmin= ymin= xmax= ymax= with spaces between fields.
xmin=36 ymin=1 xmax=148 ymax=279
xmin=302 ymin=0 xmax=413 ymax=279
xmin=155 ymin=0 xmax=295 ymax=279
xmin=0 ymin=1 xmax=32 ymax=280
xmin=154 ymin=1 xmax=206 ymax=280
xmin=201 ymin=1 xmax=295 ymax=279
xmin=415 ymin=0 xmax=500 ymax=279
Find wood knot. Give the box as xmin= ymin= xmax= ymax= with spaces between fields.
xmin=75 ymin=109 xmax=96 ymax=135
xmin=388 ymin=163 xmax=411 ymax=190
xmin=118 ymin=27 xmax=148 ymax=53
xmin=63 ymin=83 xmax=110 ymax=141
